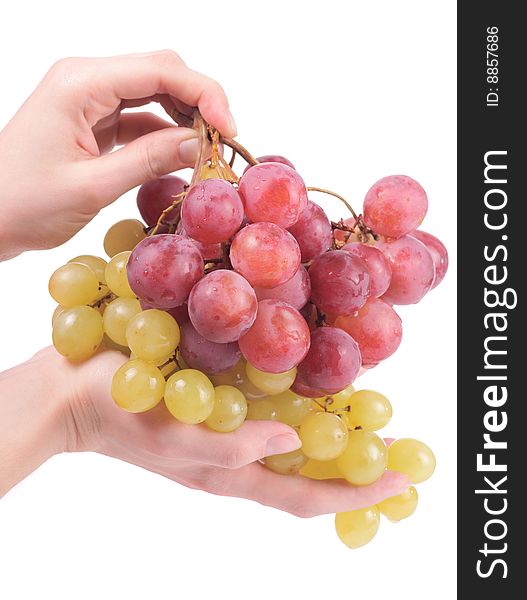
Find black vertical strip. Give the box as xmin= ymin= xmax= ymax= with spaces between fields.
xmin=458 ymin=1 xmax=523 ymax=597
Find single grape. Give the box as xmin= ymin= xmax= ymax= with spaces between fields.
xmin=295 ymin=327 xmax=361 ymax=395
xmin=188 ymin=270 xmax=257 ymax=343
xmin=136 ymin=175 xmax=187 ymax=226
xmin=334 ymin=298 xmax=402 ymax=366
xmin=287 ymin=200 xmax=332 ymax=262
xmin=245 ymin=363 xmax=296 ymax=395
xmin=164 ymin=369 xmax=215 ymax=424
xmin=376 ymin=236 xmax=435 ymax=305
xmin=230 ymin=222 xmax=301 ymax=288
xmin=181 ymin=179 xmax=244 ymax=244
xmin=299 ymin=458 xmax=343 ymax=480
xmin=52 ymin=305 xmax=64 ymax=325
xmin=239 ymin=299 xmax=311 ymax=373
xmin=411 ymin=230 xmax=449 ymax=289
xmin=264 ymin=449 xmax=307 ymax=475
xmin=243 ymin=155 xmax=296 ymax=174
xmin=126 ymin=309 xmax=180 ymax=362
xmin=179 ymin=321 xmax=241 ymax=375
xmin=299 ymin=412 xmax=348 ymax=461
xmin=341 ymin=242 xmax=392 ymax=298
xmin=239 ymin=162 xmax=307 ymax=228
xmin=332 ymin=217 xmax=356 ymax=245
xmin=347 ymin=390 xmax=392 ymax=431
xmin=52 ymin=306 xmax=104 ymax=361
xmin=205 ymin=385 xmax=248 ymax=432
xmin=335 ymin=507 xmax=380 ymax=549
xmin=336 ymin=431 xmax=387 ymax=486
xmin=105 ymin=251 xmax=136 ymax=298
xmin=139 ymin=299 xmax=190 ymax=326
xmin=68 ymin=255 xmax=108 ymax=298
xmin=363 ymin=175 xmax=428 ymax=239
xmin=111 ymin=358 xmax=165 ymax=413
xmin=272 ymin=389 xmax=312 ymax=426
xmin=387 ymin=438 xmax=436 ymax=483
xmin=254 ymin=265 xmax=311 ymax=310
xmin=309 ymin=251 xmax=370 ymax=316
xmin=209 ymin=358 xmax=268 ymax=401
xmin=104 ymin=219 xmax=146 ymax=257
xmin=103 ymin=297 xmax=142 ymax=346
xmin=127 ymin=234 xmax=203 ymax=309
xmin=378 ymin=486 xmax=418 ymax=522
xmin=246 ymin=399 xmax=280 ymax=421
xmin=49 ymin=263 xmax=100 ymax=307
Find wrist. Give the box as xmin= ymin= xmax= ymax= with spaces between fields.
xmin=0 ymin=347 xmax=73 ymax=497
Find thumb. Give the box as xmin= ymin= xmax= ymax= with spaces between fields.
xmin=81 ymin=127 xmax=199 ymax=207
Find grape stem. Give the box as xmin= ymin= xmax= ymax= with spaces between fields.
xmin=89 ymin=291 xmax=116 ymax=308
xmin=307 ymin=187 xmax=358 ymax=220
xmin=149 ymin=192 xmax=186 ymax=236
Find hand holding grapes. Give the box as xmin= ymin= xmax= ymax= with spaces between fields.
xmin=0 ymin=50 xmax=236 ymax=260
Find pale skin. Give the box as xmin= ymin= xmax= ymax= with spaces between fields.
xmin=0 ymin=51 xmax=409 ymax=514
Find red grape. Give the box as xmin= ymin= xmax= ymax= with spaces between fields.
xmin=136 ymin=175 xmax=187 ymax=226
xmin=287 ymin=201 xmax=333 ymax=262
xmin=181 ymin=179 xmax=244 ymax=244
xmin=239 ymin=299 xmax=311 ymax=373
xmin=255 ymin=265 xmax=311 ymax=310
xmin=188 ymin=270 xmax=258 ymax=343
xmin=295 ymin=327 xmax=361 ymax=395
xmin=411 ymin=230 xmax=448 ymax=289
xmin=127 ymin=234 xmax=203 ymax=309
xmin=363 ymin=175 xmax=428 ymax=238
xmin=341 ymin=242 xmax=392 ymax=298
xmin=333 ymin=217 xmax=355 ymax=245
xmin=243 ymin=155 xmax=296 ymax=174
xmin=139 ymin=299 xmax=189 ymax=324
xmin=376 ymin=236 xmax=435 ymax=305
xmin=309 ymin=250 xmax=370 ymax=316
xmin=175 ymin=221 xmax=222 ymax=261
xmin=238 ymin=163 xmax=308 ymax=228
xmin=334 ymin=298 xmax=402 ymax=366
xmin=179 ymin=321 xmax=241 ymax=375
xmin=230 ymin=222 xmax=301 ymax=288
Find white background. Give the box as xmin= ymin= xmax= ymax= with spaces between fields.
xmin=0 ymin=1 xmax=456 ymax=599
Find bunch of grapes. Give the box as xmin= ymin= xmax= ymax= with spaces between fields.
xmin=48 ymin=113 xmax=447 ymax=548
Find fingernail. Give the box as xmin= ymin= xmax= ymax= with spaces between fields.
xmin=265 ymin=433 xmax=302 ymax=457
xmin=226 ymin=110 xmax=238 ymax=137
xmin=179 ymin=136 xmax=200 ymax=164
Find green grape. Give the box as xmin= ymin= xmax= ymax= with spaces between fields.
xmin=378 ymin=486 xmax=418 ymax=522
xmin=111 ymin=358 xmax=165 ymax=413
xmin=69 ymin=254 xmax=109 ymax=299
xmin=210 ymin=358 xmax=267 ymax=400
xmin=52 ymin=306 xmax=103 ymax=360
xmin=245 ymin=362 xmax=297 ymax=395
xmin=387 ymin=438 xmax=436 ymax=484
xmin=101 ymin=334 xmax=131 ymax=356
xmin=329 ymin=383 xmax=356 ymax=405
xmin=52 ymin=305 xmax=64 ymax=325
xmin=126 ymin=309 xmax=180 ymax=362
xmin=49 ymin=262 xmax=100 ymax=307
xmin=336 ymin=430 xmax=387 ymax=486
xmin=103 ymin=297 xmax=142 ymax=346
xmin=130 ymin=352 xmax=173 ymax=366
xmin=299 ymin=458 xmax=342 ymax=480
xmin=247 ymin=399 xmax=280 ymax=421
xmin=264 ymin=449 xmax=308 ymax=475
xmin=298 ymin=412 xmax=348 ymax=461
xmin=272 ymin=390 xmax=311 ymax=426
xmin=104 ymin=219 xmax=146 ymax=258
xmin=335 ymin=506 xmax=380 ymax=549
xmin=164 ymin=369 xmax=215 ymax=424
xmin=206 ymin=385 xmax=248 ymax=432
xmin=347 ymin=389 xmax=392 ymax=431
xmin=105 ymin=251 xmax=135 ymax=298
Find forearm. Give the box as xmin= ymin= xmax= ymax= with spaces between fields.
xmin=0 ymin=349 xmax=69 ymax=497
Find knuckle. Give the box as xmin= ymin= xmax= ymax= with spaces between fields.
xmin=217 ymin=446 xmax=247 ymax=470
xmin=141 ymin=141 xmax=165 ymax=181
xmin=151 ymin=49 xmax=183 ymax=66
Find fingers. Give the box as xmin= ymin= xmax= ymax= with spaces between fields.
xmin=75 ymin=126 xmax=199 ymax=204
xmin=48 ymin=51 xmax=236 ymax=137
xmin=115 ymin=112 xmax=175 ymax=146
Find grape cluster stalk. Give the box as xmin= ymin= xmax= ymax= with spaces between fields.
xmin=48 ymin=110 xmax=448 ymax=548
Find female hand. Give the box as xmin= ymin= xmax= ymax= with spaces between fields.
xmin=0 ymin=50 xmax=236 ymax=260
xmin=0 ymin=347 xmax=409 ymax=516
